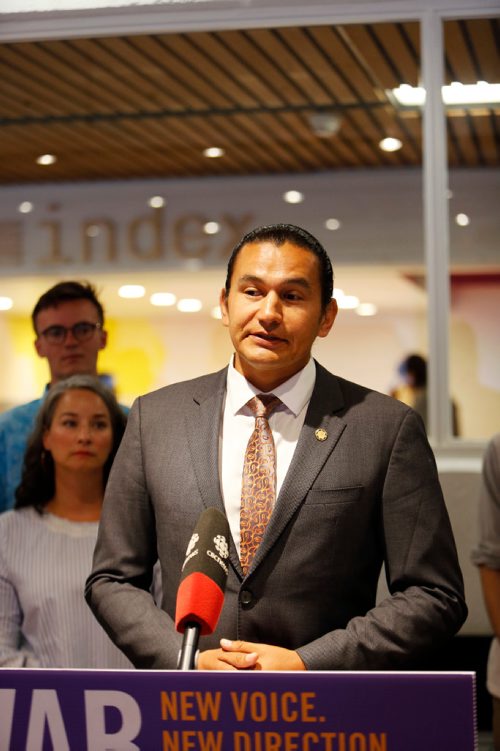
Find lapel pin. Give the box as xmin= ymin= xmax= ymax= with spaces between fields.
xmin=315 ymin=428 xmax=328 ymax=442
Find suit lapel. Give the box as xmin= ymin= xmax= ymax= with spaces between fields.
xmin=184 ymin=368 xmax=227 ymax=517
xmin=183 ymin=368 xmax=245 ymax=574
xmin=249 ymin=363 xmax=347 ymax=572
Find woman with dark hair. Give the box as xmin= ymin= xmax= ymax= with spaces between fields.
xmin=0 ymin=375 xmax=132 ymax=668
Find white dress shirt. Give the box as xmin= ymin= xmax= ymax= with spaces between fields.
xmin=220 ymin=358 xmax=316 ymax=555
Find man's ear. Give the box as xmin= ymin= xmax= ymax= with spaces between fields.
xmin=34 ymin=336 xmax=46 ymax=359
xmin=219 ymin=288 xmax=229 ymax=327
xmin=98 ymin=328 xmax=108 ymax=350
xmin=318 ymin=298 xmax=338 ymax=338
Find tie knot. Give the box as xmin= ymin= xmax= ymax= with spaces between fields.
xmin=247 ymin=394 xmax=281 ymax=419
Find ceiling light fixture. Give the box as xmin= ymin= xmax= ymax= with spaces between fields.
xmin=337 ymin=294 xmax=360 ymax=310
xmin=379 ymin=137 xmax=403 ymax=153
xmin=211 ymin=306 xmax=222 ymax=320
xmin=148 ymin=196 xmax=165 ymax=209
xmin=325 ymin=218 xmax=341 ymax=231
xmin=0 ymin=296 xmax=13 ymax=311
xmin=36 ymin=154 xmax=56 ymax=165
xmin=204 ymin=221 xmax=220 ymax=235
xmin=118 ymin=285 xmax=145 ymax=299
xmin=177 ymin=298 xmax=202 ymax=313
xmin=308 ymin=111 xmax=342 ymax=137
xmin=150 ymin=292 xmax=176 ymax=307
xmin=203 ymin=147 xmax=225 ymax=158
xmin=390 ymin=81 xmax=500 ymax=108
xmin=356 ymin=303 xmax=378 ymax=317
xmin=18 ymin=201 xmax=34 ymax=214
xmin=283 ymin=190 xmax=304 ymax=204
xmin=455 ymin=213 xmax=470 ymax=227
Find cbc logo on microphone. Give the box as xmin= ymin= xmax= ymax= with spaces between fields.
xmin=214 ymin=535 xmax=229 ymax=559
xmin=208 ymin=534 xmax=229 ymax=574
xmin=185 ymin=533 xmax=199 ymax=557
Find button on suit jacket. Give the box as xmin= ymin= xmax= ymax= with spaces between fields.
xmin=85 ymin=362 xmax=467 ymax=669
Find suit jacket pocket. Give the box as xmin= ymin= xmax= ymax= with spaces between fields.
xmin=305 ymin=485 xmax=363 ymax=506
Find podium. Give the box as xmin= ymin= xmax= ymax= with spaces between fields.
xmin=0 ymin=669 xmax=476 ymax=750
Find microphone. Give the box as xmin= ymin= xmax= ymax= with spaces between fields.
xmin=175 ymin=507 xmax=230 ymax=670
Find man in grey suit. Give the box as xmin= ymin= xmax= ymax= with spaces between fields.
xmin=86 ymin=223 xmax=466 ymax=671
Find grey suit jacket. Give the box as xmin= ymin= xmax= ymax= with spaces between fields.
xmin=85 ymin=362 xmax=467 ymax=669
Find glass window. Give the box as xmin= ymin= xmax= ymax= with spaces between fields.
xmin=445 ymin=17 xmax=500 ymax=440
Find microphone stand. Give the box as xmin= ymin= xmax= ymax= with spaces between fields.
xmin=177 ymin=623 xmax=200 ymax=670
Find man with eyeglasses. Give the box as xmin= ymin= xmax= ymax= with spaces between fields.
xmin=0 ymin=281 xmax=113 ymax=513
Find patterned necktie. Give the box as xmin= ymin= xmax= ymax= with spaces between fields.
xmin=240 ymin=393 xmax=281 ymax=575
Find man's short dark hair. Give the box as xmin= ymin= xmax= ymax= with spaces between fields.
xmin=31 ymin=281 xmax=105 ymax=333
xmin=224 ymin=224 xmax=334 ymax=311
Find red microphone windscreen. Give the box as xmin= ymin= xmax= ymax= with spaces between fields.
xmin=175 ymin=507 xmax=230 ymax=636
xmin=175 ymin=572 xmax=225 ymax=635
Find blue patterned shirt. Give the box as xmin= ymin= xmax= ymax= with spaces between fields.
xmin=0 ymin=392 xmax=47 ymax=513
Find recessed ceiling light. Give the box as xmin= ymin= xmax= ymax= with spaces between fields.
xmin=390 ymin=81 xmax=500 ymax=108
xmin=379 ymin=137 xmax=402 ymax=152
xmin=356 ymin=303 xmax=378 ymax=317
xmin=0 ymin=296 xmax=13 ymax=311
xmin=150 ymin=292 xmax=176 ymax=307
xmin=204 ymin=221 xmax=220 ymax=235
xmin=149 ymin=292 xmax=177 ymax=308
xmin=18 ymin=201 xmax=34 ymax=214
xmin=203 ymin=147 xmax=225 ymax=158
xmin=283 ymin=190 xmax=304 ymax=204
xmin=36 ymin=154 xmax=57 ymax=165
xmin=177 ymin=298 xmax=202 ymax=313
xmin=118 ymin=285 xmax=145 ymax=299
xmin=455 ymin=213 xmax=470 ymax=227
xmin=337 ymin=294 xmax=360 ymax=310
xmin=148 ymin=196 xmax=165 ymax=209
xmin=333 ymin=288 xmax=345 ymax=300
xmin=325 ymin=218 xmax=341 ymax=231
xmin=211 ymin=306 xmax=222 ymax=320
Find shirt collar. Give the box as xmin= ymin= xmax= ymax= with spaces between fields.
xmin=226 ymin=357 xmax=316 ymax=417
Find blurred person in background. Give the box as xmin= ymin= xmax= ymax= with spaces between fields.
xmin=0 ymin=375 xmax=132 ymax=668
xmin=472 ymin=432 xmax=500 ymax=749
xmin=393 ymin=353 xmax=459 ymax=436
xmin=0 ymin=280 xmax=124 ymax=513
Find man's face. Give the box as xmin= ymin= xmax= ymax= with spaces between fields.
xmin=34 ymin=299 xmax=107 ymax=384
xmin=220 ymin=240 xmax=337 ymax=392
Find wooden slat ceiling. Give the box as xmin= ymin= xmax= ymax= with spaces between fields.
xmin=0 ymin=17 xmax=498 ymax=185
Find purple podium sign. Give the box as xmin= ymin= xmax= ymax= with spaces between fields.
xmin=0 ymin=669 xmax=475 ymax=750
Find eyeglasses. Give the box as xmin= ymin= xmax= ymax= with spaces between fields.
xmin=38 ymin=321 xmax=102 ymax=344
